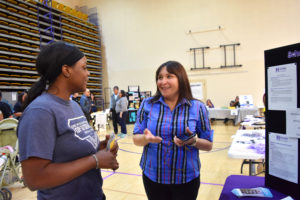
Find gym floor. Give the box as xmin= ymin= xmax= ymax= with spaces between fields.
xmin=10 ymin=120 xmax=260 ymax=200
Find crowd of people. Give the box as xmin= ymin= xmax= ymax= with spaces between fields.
xmin=205 ymin=96 xmax=240 ymax=109
xmin=0 ymin=91 xmax=27 ymax=121
xmin=0 ymin=88 xmax=98 ymax=123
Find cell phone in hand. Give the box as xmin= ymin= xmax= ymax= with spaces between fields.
xmin=106 ymin=133 xmax=116 ymax=151
xmin=177 ymin=132 xmax=196 ymax=142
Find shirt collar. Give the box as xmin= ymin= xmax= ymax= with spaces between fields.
xmin=156 ymin=96 xmax=192 ymax=107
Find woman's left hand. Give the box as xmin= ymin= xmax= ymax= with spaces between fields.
xmin=99 ymin=135 xmax=110 ymax=150
xmin=173 ymin=136 xmax=184 ymax=147
xmin=110 ymin=140 xmax=119 ymax=156
xmin=99 ymin=134 xmax=119 ymax=156
xmin=174 ymin=127 xmax=197 ymax=147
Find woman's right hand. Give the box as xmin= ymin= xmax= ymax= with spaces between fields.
xmin=144 ymin=129 xmax=162 ymax=144
xmin=96 ymin=150 xmax=119 ymax=171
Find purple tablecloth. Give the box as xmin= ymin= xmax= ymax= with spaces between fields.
xmin=219 ymin=175 xmax=291 ymax=200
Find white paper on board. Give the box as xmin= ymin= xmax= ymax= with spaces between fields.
xmin=190 ymin=83 xmax=203 ymax=100
xmin=12 ymin=92 xmax=17 ymax=101
xmin=286 ymin=109 xmax=300 ymax=138
xmin=267 ymin=63 xmax=297 ymax=110
xmin=269 ymin=133 xmax=298 ymax=184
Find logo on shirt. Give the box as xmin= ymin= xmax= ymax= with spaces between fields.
xmin=68 ymin=116 xmax=99 ymax=149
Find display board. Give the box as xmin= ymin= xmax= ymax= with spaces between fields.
xmin=265 ymin=43 xmax=300 ymax=199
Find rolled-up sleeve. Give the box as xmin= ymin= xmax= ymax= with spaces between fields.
xmin=196 ymin=103 xmax=214 ymax=142
xmin=18 ymin=108 xmax=56 ymax=162
xmin=133 ymin=99 xmax=148 ymax=135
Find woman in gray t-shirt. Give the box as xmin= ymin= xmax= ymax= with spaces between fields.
xmin=18 ymin=42 xmax=119 ymax=200
xmin=115 ymin=90 xmax=128 ymax=136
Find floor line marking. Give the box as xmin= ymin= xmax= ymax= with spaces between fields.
xmin=101 ymin=170 xmax=224 ymax=186
xmin=103 ymin=188 xmax=146 ymax=197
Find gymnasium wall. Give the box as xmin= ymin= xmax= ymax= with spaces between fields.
xmin=57 ymin=0 xmax=300 ymax=107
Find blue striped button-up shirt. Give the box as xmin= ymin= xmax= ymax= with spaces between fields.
xmin=133 ymin=96 xmax=213 ymax=184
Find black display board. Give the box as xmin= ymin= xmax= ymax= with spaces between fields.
xmin=265 ymin=43 xmax=300 ymax=199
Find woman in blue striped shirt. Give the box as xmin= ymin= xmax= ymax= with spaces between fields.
xmin=133 ymin=61 xmax=213 ymax=200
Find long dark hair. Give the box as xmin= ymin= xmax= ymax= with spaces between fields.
xmin=120 ymin=90 xmax=126 ymax=97
xmin=150 ymin=61 xmax=193 ymax=104
xmin=23 ymin=41 xmax=84 ymax=108
xmin=17 ymin=92 xmax=25 ymax=103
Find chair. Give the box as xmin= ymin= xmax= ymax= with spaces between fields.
xmin=18 ymin=11 xmax=28 ymax=16
xmin=7 ymin=0 xmax=17 ymax=5
xmin=27 ymin=14 xmax=37 ymax=19
xmin=0 ymin=118 xmax=23 ymax=199
xmin=9 ymin=48 xmax=21 ymax=53
xmin=18 ymin=3 xmax=28 ymax=9
xmin=0 ymin=30 xmax=8 ymax=34
xmin=105 ymin=108 xmax=111 ymax=128
xmin=0 ymin=20 xmax=9 ymax=26
xmin=7 ymin=7 xmax=18 ymax=13
xmin=7 ymin=16 xmax=18 ymax=21
xmin=0 ymin=12 xmax=7 ymax=18
xmin=9 ymin=32 xmax=20 ymax=37
xmin=20 ymin=34 xmax=31 ymax=40
xmin=18 ymin=19 xmax=29 ymax=24
xmin=8 ymin=24 xmax=19 ymax=29
xmin=91 ymin=111 xmax=107 ymax=132
xmin=0 ymin=4 xmax=7 ymax=9
xmin=28 ymin=7 xmax=37 ymax=13
xmin=0 ymin=64 xmax=9 ymax=68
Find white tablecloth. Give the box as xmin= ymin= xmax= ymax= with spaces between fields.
xmin=208 ymin=107 xmax=259 ymax=125
xmin=228 ymin=129 xmax=265 ymax=160
xmin=91 ymin=111 xmax=107 ymax=131
xmin=208 ymin=108 xmax=235 ymax=119
xmin=235 ymin=108 xmax=259 ymax=125
xmin=240 ymin=115 xmax=265 ymax=129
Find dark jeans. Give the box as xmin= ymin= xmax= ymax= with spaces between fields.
xmin=111 ymin=108 xmax=118 ymax=134
xmin=117 ymin=111 xmax=127 ymax=134
xmin=84 ymin=112 xmax=91 ymax=122
xmin=142 ymin=173 xmax=200 ymax=200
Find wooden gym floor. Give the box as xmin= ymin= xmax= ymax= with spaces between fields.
xmin=9 ymin=120 xmax=261 ymax=200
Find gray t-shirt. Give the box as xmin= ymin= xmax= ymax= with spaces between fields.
xmin=18 ymin=93 xmax=103 ymax=200
xmin=115 ymin=97 xmax=128 ymax=113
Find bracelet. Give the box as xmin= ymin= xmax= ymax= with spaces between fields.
xmin=92 ymin=154 xmax=99 ymax=169
xmin=189 ymin=136 xmax=197 ymax=147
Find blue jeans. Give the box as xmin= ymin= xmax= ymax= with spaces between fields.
xmin=117 ymin=111 xmax=127 ymax=134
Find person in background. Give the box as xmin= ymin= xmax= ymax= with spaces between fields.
xmin=116 ymin=90 xmax=128 ymax=137
xmin=230 ymin=96 xmax=240 ymax=108
xmin=206 ymin=99 xmax=214 ymax=108
xmin=132 ymin=61 xmax=213 ymax=200
xmin=18 ymin=41 xmax=118 ymax=200
xmin=71 ymin=92 xmax=80 ymax=104
xmin=0 ymin=91 xmax=14 ymax=112
xmin=257 ymin=93 xmax=266 ymax=174
xmin=206 ymin=99 xmax=215 ymax=123
xmin=0 ymin=91 xmax=13 ymax=119
xmin=13 ymin=91 xmax=28 ymax=120
xmin=90 ymin=92 xmax=97 ymax=113
xmin=110 ymin=86 xmax=120 ymax=135
xmin=80 ymin=88 xmax=92 ymax=122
